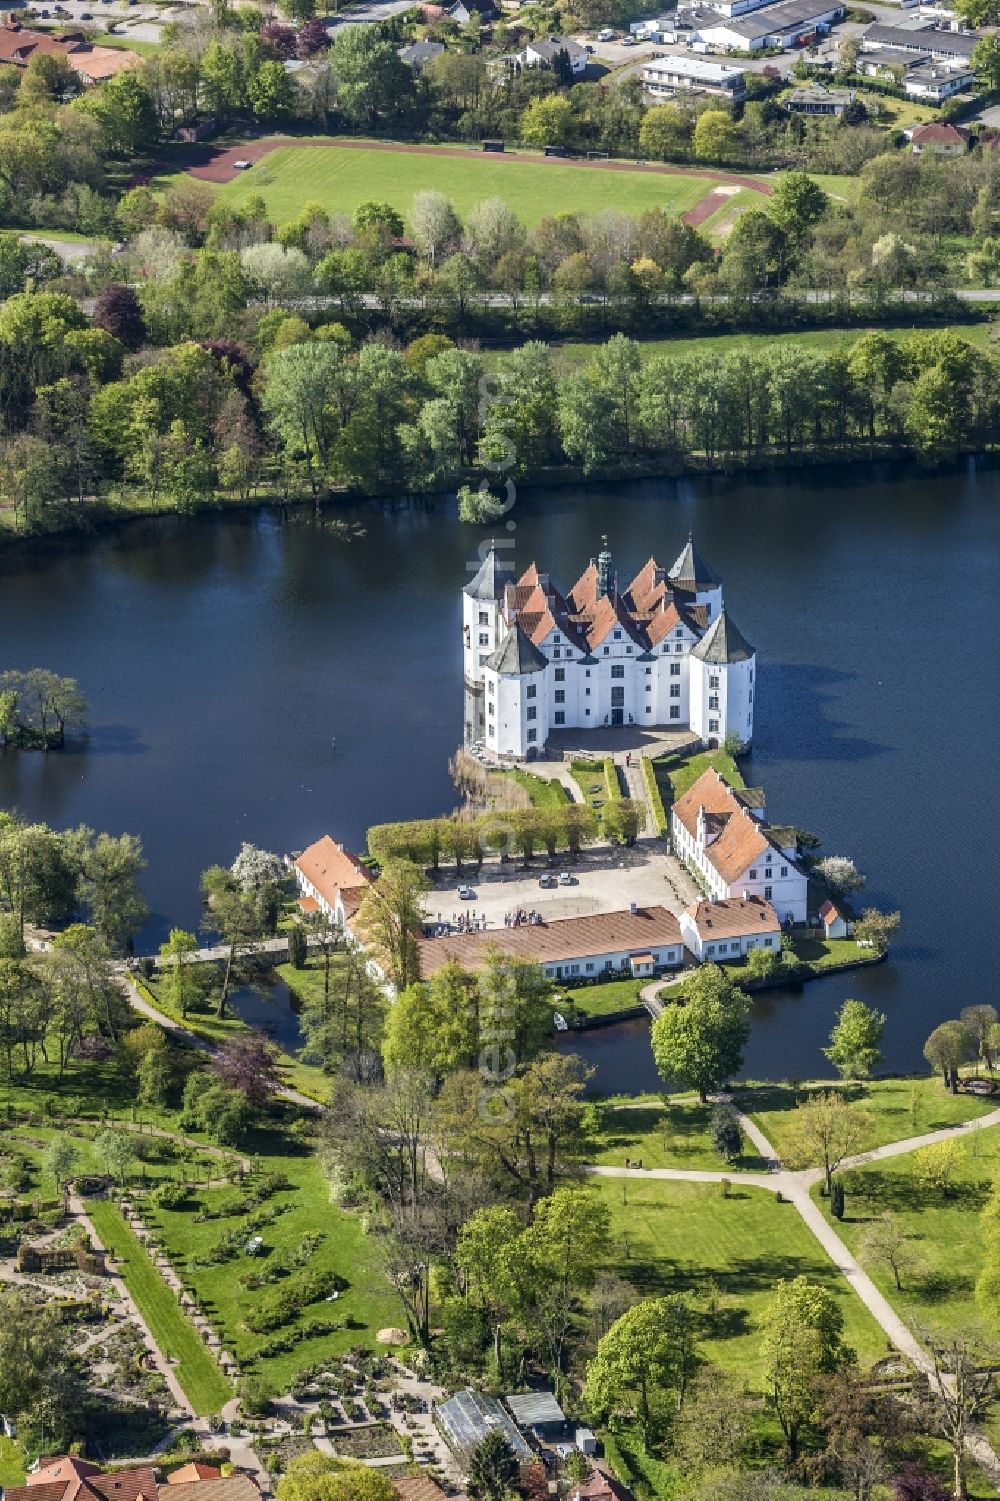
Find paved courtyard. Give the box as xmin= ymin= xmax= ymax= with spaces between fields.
xmin=423 ymin=841 xmax=701 ymax=932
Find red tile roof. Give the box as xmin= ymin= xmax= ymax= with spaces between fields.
xmin=8 ymin=1460 xmax=158 ymax=1501
xmin=417 ymin=905 xmax=683 ymax=977
xmin=911 ymin=122 xmax=968 ymax=145
xmin=294 ymin=835 xmax=372 ymax=913
xmin=165 ymin=1469 xmax=222 ymax=1486
xmin=158 ymin=1480 xmax=260 ymax=1501
xmin=683 ymin=895 xmax=780 ymax=940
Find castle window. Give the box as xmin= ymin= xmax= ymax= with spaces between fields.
xmin=554 ymin=668 xmax=565 ymax=682
xmin=765 ymin=885 xmax=773 ymax=899
xmin=626 ymin=646 xmax=633 ymax=654
xmin=585 ymin=669 xmax=591 ymax=678
xmin=670 ymin=685 xmax=680 ymax=699
xmin=645 ymin=667 xmax=652 ymax=676
xmin=645 ymin=705 xmax=652 ymax=713
xmin=709 ymin=675 xmax=719 ymax=688
xmin=555 ymin=690 xmax=565 ymax=704
xmin=709 ymin=718 xmax=718 ymax=733
xmin=614 ymin=629 xmax=622 ymax=640
xmin=527 ymin=685 xmax=536 ymax=699
xmin=479 ymin=654 xmax=488 ymax=667
xmin=670 ymin=663 xmax=680 ymax=677
xmin=603 ymin=647 xmax=610 ymax=656
xmin=585 ymin=688 xmax=591 ymax=696
xmin=611 ymin=665 xmax=625 ymax=679
xmin=527 ymin=707 xmax=536 ymax=721
xmin=478 ymin=611 xmax=488 ymax=625
xmin=780 ymin=866 xmax=788 ymax=878
xmin=528 ymin=728 xmax=537 ymax=742
xmin=554 ymin=648 xmax=560 ymax=659
xmin=479 ymin=633 xmax=489 ymax=646
xmin=670 ymin=707 xmax=680 ymax=720
xmin=554 ymin=711 xmax=565 ymax=725
xmin=709 ymin=696 xmax=719 ymax=711
xmin=750 ymin=869 xmax=758 ymax=879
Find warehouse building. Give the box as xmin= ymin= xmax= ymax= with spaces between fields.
xmin=687 ymin=0 xmax=845 ymax=52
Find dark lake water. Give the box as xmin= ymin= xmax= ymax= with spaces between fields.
xmin=1 ymin=462 xmax=997 ymax=1082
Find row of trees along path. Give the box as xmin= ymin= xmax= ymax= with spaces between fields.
xmin=584 ymin=1096 xmax=1000 ymax=1492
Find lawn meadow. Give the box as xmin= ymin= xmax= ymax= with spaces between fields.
xmin=180 ymin=141 xmax=739 ymax=227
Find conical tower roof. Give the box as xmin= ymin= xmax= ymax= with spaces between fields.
xmin=691 ymin=609 xmax=754 ymax=665
xmin=486 ymin=623 xmax=548 ymax=676
xmin=669 ymin=533 xmax=721 ymax=590
xmin=464 ymin=544 xmax=515 ymax=601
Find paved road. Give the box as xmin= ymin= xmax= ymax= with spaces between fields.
xmin=585 ymin=1098 xmax=1000 ymax=1487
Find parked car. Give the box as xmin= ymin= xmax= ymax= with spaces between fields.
xmin=457 ymin=885 xmax=476 ymax=900
xmin=233 ymin=159 xmax=253 ymax=171
xmin=539 ymin=873 xmax=556 ymax=888
xmin=558 ymin=871 xmax=575 ymax=886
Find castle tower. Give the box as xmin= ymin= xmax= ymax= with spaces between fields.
xmin=668 ymin=533 xmax=723 ymax=622
xmin=597 ymin=537 xmax=616 ymax=599
xmin=689 ymin=609 xmax=755 ymax=749
xmin=483 ymin=623 xmax=549 ymax=759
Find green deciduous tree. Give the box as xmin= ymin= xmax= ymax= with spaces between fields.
xmin=584 ymin=1295 xmax=698 ymax=1445
xmin=824 ymin=998 xmax=886 ymax=1081
xmin=651 ymin=965 xmax=750 ymax=1101
xmin=760 ymin=1276 xmax=853 ymax=1457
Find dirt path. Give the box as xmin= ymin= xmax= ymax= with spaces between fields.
xmin=182 ymin=134 xmax=775 ymax=194
xmin=683 ymin=184 xmax=742 ymax=227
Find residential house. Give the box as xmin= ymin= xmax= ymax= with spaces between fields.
xmin=0 ymin=18 xmax=141 ymax=82
xmin=398 ymin=39 xmax=445 ymax=65
xmin=786 ymin=83 xmax=855 ymax=113
xmin=165 ymin=1470 xmax=223 ymax=1487
xmin=293 ymin=834 xmax=373 ymax=927
xmin=158 ymin=1481 xmax=260 ymax=1501
xmin=903 ymin=61 xmax=973 ymax=98
xmin=6 ymin=1458 xmax=159 ymax=1501
xmin=906 ymin=121 xmax=970 ymax=152
xmin=818 ymin=899 xmax=851 ymax=939
xmin=518 ymin=34 xmax=588 ymax=73
xmin=680 ymin=895 xmax=782 ymax=962
xmin=640 ymin=54 xmax=747 ymax=97
xmin=670 ymin=767 xmax=808 ymax=924
xmin=568 ymin=1467 xmax=637 ymax=1501
xmin=417 ymin=904 xmax=686 ymax=981
xmin=446 ymin=0 xmax=497 ymax=21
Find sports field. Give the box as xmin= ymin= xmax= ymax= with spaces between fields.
xmin=174 ymin=141 xmax=763 ymax=227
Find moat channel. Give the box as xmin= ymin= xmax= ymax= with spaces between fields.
xmin=0 ymin=461 xmax=997 ymax=1083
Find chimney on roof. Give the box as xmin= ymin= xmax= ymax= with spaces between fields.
xmin=630 ymin=902 xmax=637 ymax=915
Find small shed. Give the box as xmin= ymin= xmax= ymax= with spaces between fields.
xmin=576 ymin=1427 xmax=597 ymax=1455
xmin=818 ymin=900 xmax=850 ymax=940
xmin=506 ymin=1388 xmax=567 ymax=1437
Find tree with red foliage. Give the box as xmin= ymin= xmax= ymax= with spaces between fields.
xmin=212 ymin=1033 xmax=282 ymax=1110
xmin=892 ymin=1465 xmax=951 ymax=1501
xmin=296 ymin=17 xmax=330 ymax=56
xmin=93 ymin=285 xmax=146 ymax=351
xmin=261 ymin=20 xmax=297 ymax=58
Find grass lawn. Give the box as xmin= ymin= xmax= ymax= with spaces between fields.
xmin=657 ymin=745 xmax=744 ymax=802
xmin=568 ymin=756 xmax=619 ymax=817
xmin=87 ymin=1198 xmax=232 ymax=1416
xmin=744 ymin=1074 xmax=997 ymax=1161
xmin=559 ymin=975 xmax=645 ymax=1021
xmin=816 ymin=1122 xmax=1000 ymax=1342
xmin=0 ymin=1438 xmax=26 ymax=1489
xmin=177 ymin=142 xmax=726 ymax=228
xmin=137 ymin=976 xmax=328 ymax=1104
xmin=588 ymin=1098 xmax=765 ymax=1171
xmin=501 ymin=768 xmax=570 ymax=809
xmin=145 ymin=1118 xmax=404 ymax=1396
xmin=593 ymin=1177 xmax=887 ymax=1380
xmin=791 ymin=935 xmax=877 ymax=971
xmin=538 ymin=320 xmax=998 ymax=374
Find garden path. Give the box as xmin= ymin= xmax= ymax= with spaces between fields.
xmin=585 ymin=1097 xmax=1000 ymax=1486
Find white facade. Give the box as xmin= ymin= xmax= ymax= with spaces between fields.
xmin=680 ymin=897 xmax=782 ymax=961
xmin=670 ymin=769 xmax=808 ymax=925
xmin=641 ymin=53 xmax=746 ymax=95
xmin=464 ymin=539 xmax=756 ymax=761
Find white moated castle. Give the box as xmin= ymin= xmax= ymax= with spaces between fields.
xmin=463 ymin=537 xmax=756 ymax=760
